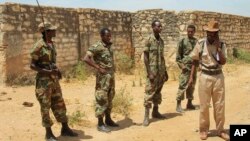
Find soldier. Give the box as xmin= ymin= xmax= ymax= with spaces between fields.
xmin=83 ymin=28 xmax=118 ymax=133
xmin=176 ymin=25 xmax=198 ymax=113
xmin=142 ymin=20 xmax=168 ymax=126
xmin=30 ymin=22 xmax=78 ymax=141
xmin=188 ymin=20 xmax=229 ymax=140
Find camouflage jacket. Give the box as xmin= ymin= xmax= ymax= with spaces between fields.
xmin=144 ymin=34 xmax=166 ymax=74
xmin=30 ymin=39 xmax=57 ymax=75
xmin=176 ymin=37 xmax=197 ymax=68
xmin=87 ymin=41 xmax=114 ymax=72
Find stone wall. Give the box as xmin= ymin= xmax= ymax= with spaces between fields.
xmin=0 ymin=3 xmax=79 ymax=84
xmin=0 ymin=5 xmax=6 ymax=84
xmin=131 ymin=9 xmax=179 ymax=64
xmin=177 ymin=11 xmax=250 ymax=51
xmin=0 ymin=3 xmax=250 ymax=85
xmin=131 ymin=10 xmax=250 ymax=64
xmin=0 ymin=3 xmax=133 ymax=84
xmin=77 ymin=8 xmax=133 ymax=59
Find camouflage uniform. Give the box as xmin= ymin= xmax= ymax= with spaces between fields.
xmin=144 ymin=34 xmax=167 ymax=108
xmin=176 ymin=37 xmax=198 ymax=101
xmin=87 ymin=41 xmax=115 ymax=118
xmin=30 ymin=39 xmax=67 ymax=127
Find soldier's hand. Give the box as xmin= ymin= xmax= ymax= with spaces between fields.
xmin=51 ymin=69 xmax=60 ymax=75
xmin=148 ymin=72 xmax=155 ymax=83
xmin=214 ymin=33 xmax=221 ymax=49
xmin=97 ymin=66 xmax=107 ymax=74
xmin=214 ymin=40 xmax=221 ymax=50
xmin=164 ymin=71 xmax=168 ymax=82
xmin=57 ymin=70 xmax=62 ymax=79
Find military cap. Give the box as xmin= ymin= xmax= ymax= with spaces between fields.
xmin=38 ymin=22 xmax=57 ymax=32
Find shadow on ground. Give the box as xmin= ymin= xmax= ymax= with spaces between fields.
xmin=57 ymin=129 xmax=93 ymax=141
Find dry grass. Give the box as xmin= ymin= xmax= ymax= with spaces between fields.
xmin=112 ymin=85 xmax=133 ymax=117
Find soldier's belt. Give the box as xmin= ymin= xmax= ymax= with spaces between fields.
xmin=37 ymin=72 xmax=57 ymax=79
xmin=38 ymin=63 xmax=57 ymax=70
xmin=201 ymin=69 xmax=222 ymax=75
xmin=37 ymin=72 xmax=51 ymax=77
xmin=38 ymin=64 xmax=51 ymax=70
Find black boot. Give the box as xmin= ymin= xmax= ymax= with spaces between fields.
xmin=142 ymin=107 xmax=150 ymax=126
xmin=152 ymin=105 xmax=165 ymax=119
xmin=61 ymin=122 xmax=78 ymax=137
xmin=105 ymin=112 xmax=119 ymax=127
xmin=45 ymin=127 xmax=57 ymax=141
xmin=97 ymin=117 xmax=111 ymax=133
xmin=186 ymin=99 xmax=196 ymax=110
xmin=176 ymin=100 xmax=184 ymax=113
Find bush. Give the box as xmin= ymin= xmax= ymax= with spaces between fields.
xmin=236 ymin=48 xmax=250 ymax=63
xmin=63 ymin=61 xmax=92 ymax=82
xmin=67 ymin=109 xmax=89 ymax=127
xmin=115 ymin=51 xmax=134 ymax=74
xmin=228 ymin=48 xmax=250 ymax=64
xmin=112 ymin=85 xmax=133 ymax=117
xmin=6 ymin=73 xmax=35 ymax=86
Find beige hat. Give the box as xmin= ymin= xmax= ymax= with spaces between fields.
xmin=203 ymin=20 xmax=220 ymax=32
xmin=38 ymin=22 xmax=57 ymax=32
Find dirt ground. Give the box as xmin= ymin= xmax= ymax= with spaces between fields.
xmin=0 ymin=63 xmax=250 ymax=141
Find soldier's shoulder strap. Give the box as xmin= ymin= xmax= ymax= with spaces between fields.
xmin=198 ymin=38 xmax=206 ymax=59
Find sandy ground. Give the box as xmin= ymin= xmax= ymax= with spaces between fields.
xmin=0 ymin=64 xmax=250 ymax=141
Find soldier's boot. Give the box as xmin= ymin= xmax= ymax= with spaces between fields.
xmin=45 ymin=127 xmax=57 ymax=141
xmin=97 ymin=117 xmax=111 ymax=133
xmin=142 ymin=107 xmax=150 ymax=126
xmin=61 ymin=122 xmax=78 ymax=137
xmin=152 ymin=105 xmax=165 ymax=119
xmin=105 ymin=113 xmax=119 ymax=127
xmin=176 ymin=100 xmax=184 ymax=113
xmin=186 ymin=99 xmax=196 ymax=110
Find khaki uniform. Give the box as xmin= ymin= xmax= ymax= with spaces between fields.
xmin=144 ymin=34 xmax=168 ymax=108
xmin=176 ymin=37 xmax=197 ymax=101
xmin=87 ymin=41 xmax=115 ymax=118
xmin=30 ymin=39 xmax=67 ymax=127
xmin=190 ymin=38 xmax=227 ymax=134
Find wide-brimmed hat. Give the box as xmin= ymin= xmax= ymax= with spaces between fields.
xmin=38 ymin=22 xmax=57 ymax=32
xmin=203 ymin=20 xmax=220 ymax=32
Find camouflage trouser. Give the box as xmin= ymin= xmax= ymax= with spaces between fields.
xmin=144 ymin=72 xmax=166 ymax=108
xmin=35 ymin=77 xmax=68 ymax=127
xmin=176 ymin=67 xmax=197 ymax=101
xmin=95 ymin=72 xmax=115 ymax=118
